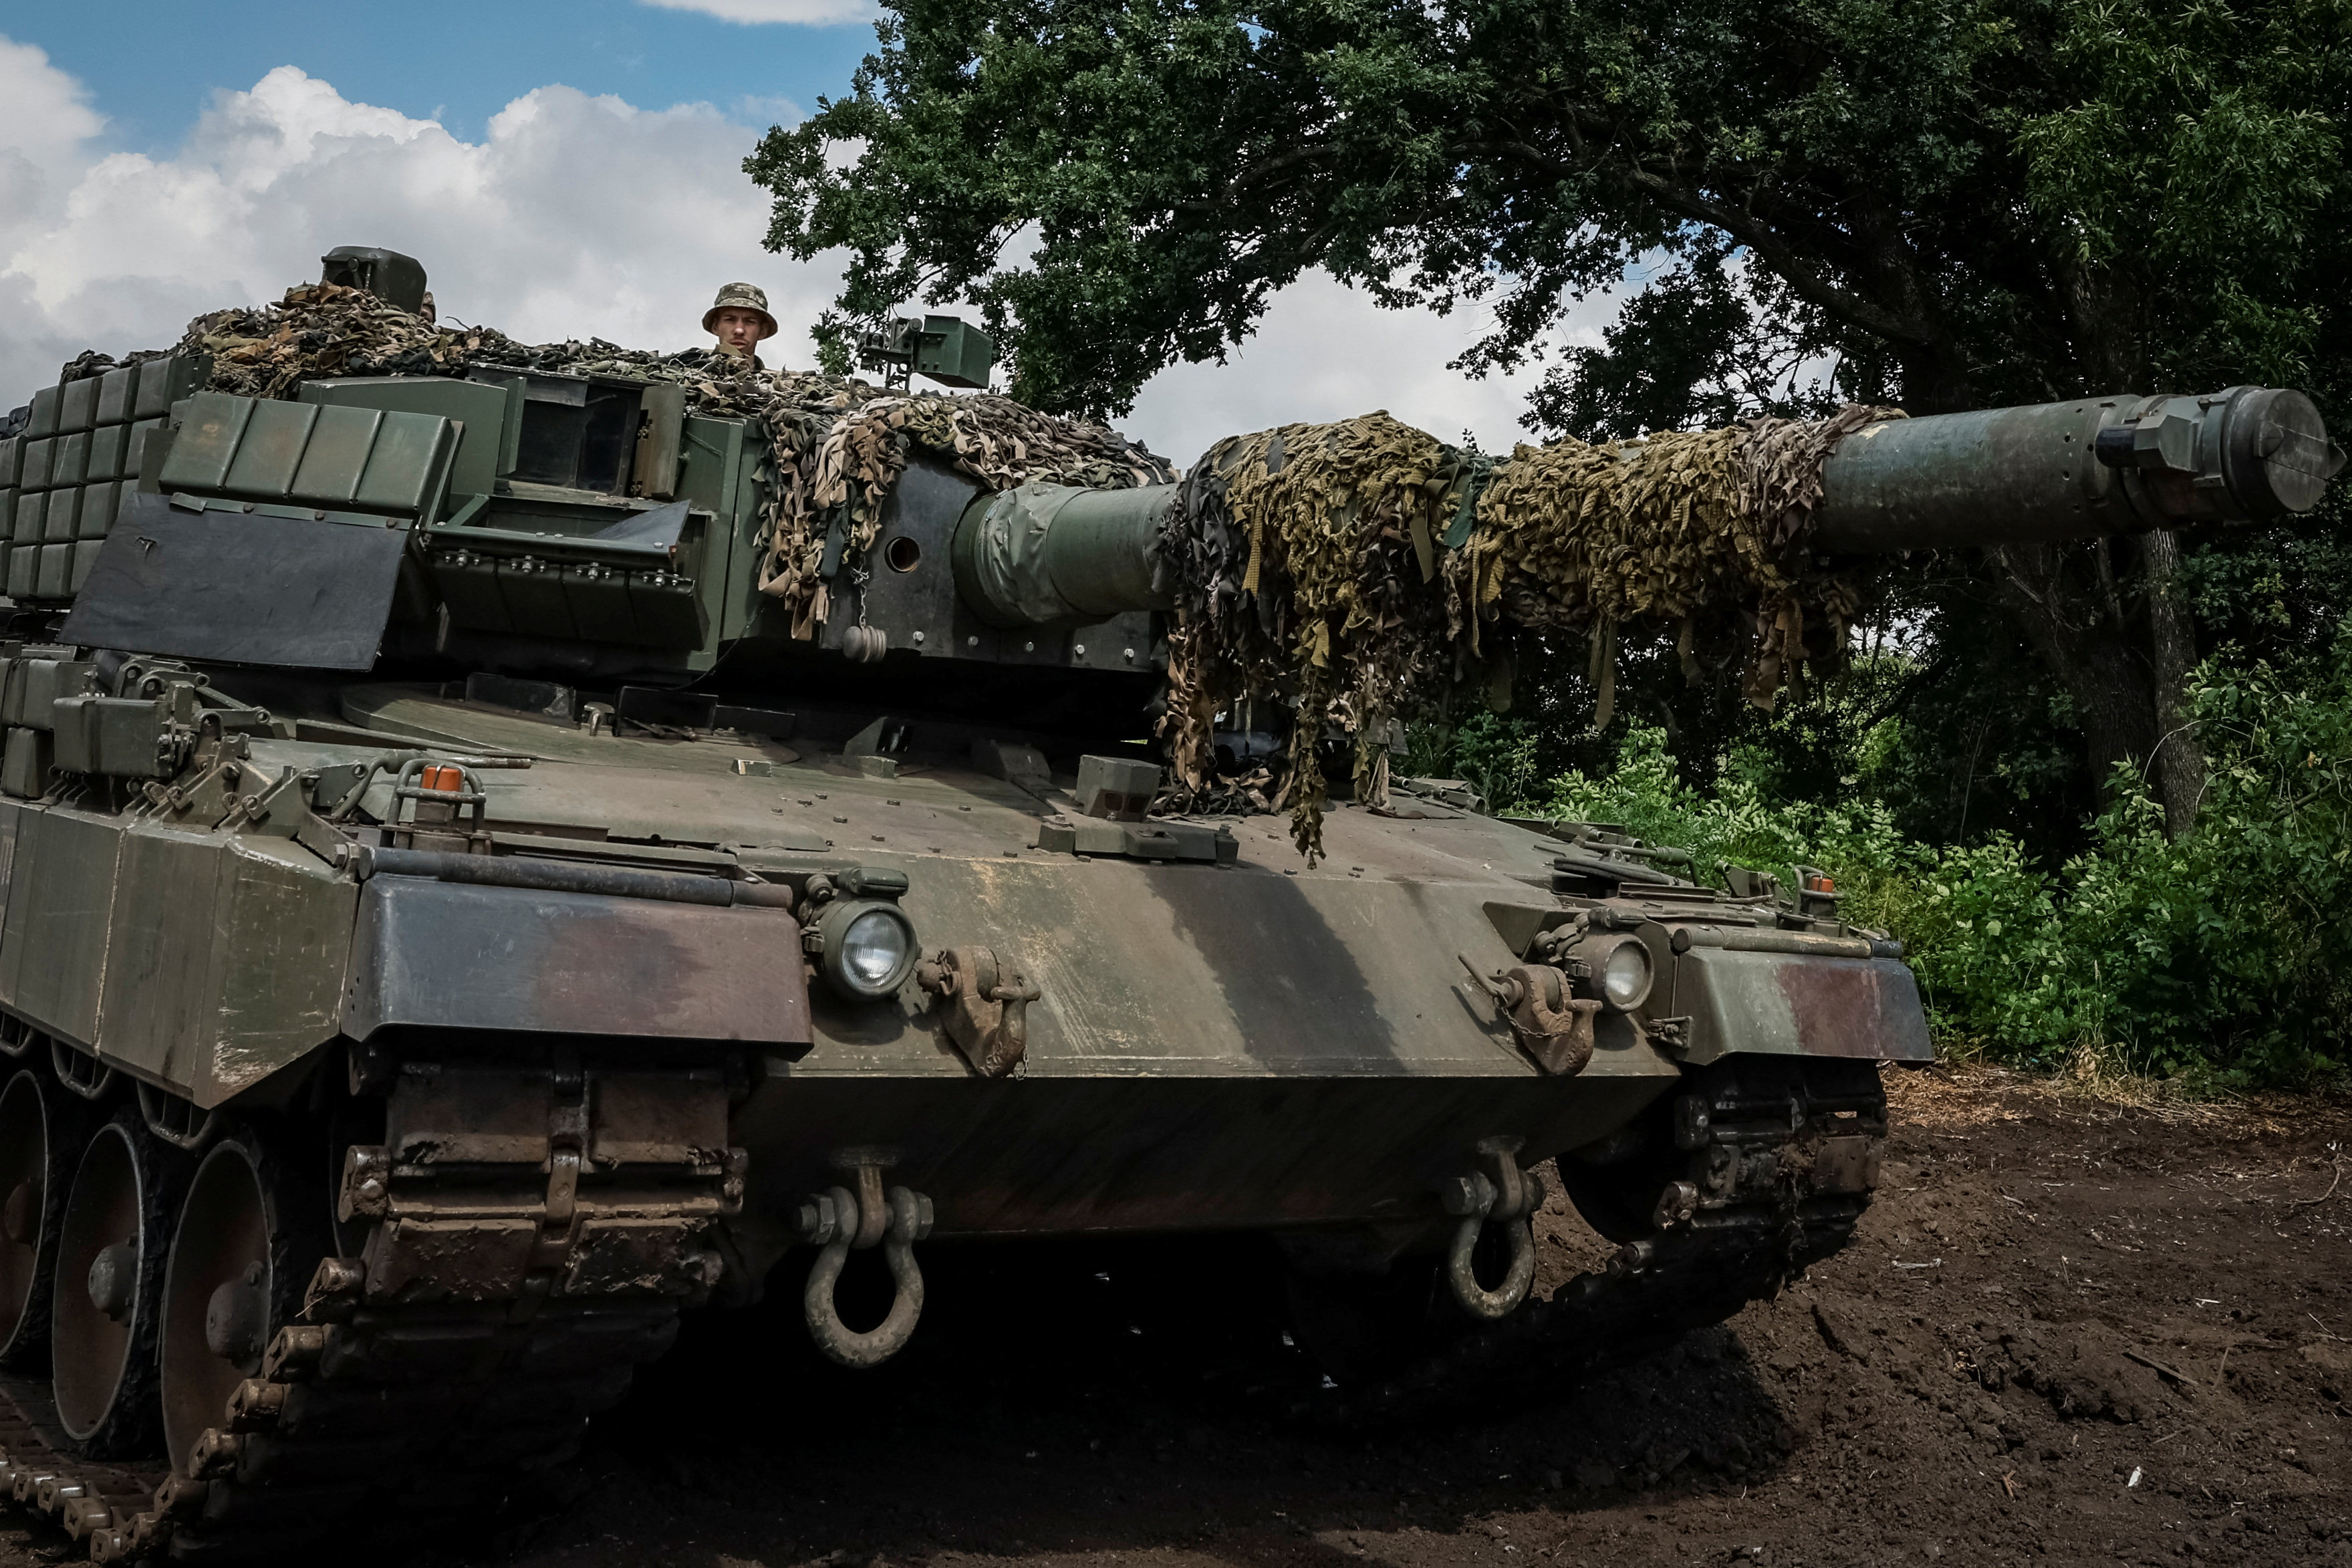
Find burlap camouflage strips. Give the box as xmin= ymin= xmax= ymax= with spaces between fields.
xmin=1158 ymin=405 xmax=1900 ymax=858
xmin=1156 ymin=413 xmax=1474 ymax=859
xmin=1449 ymin=406 xmax=1893 ymax=726
xmin=175 ymin=283 xmax=1171 ymax=635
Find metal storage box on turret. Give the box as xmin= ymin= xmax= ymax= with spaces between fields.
xmin=0 ymin=246 xmax=2337 ymax=1562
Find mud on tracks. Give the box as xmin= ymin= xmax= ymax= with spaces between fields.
xmin=3 ymin=1067 xmax=2345 ymax=1568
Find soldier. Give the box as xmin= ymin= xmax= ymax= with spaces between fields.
xmin=705 ymin=282 xmax=780 ymax=371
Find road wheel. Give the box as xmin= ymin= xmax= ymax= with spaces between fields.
xmin=0 ymin=1066 xmax=87 ymax=1368
xmin=1556 ymin=1101 xmax=1684 ymax=1243
xmin=160 ymin=1126 xmax=322 ymax=1474
xmin=52 ymin=1104 xmax=185 ymax=1454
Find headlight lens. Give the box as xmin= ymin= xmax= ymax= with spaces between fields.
xmin=1600 ymin=940 xmax=1653 ymax=1011
xmin=815 ymin=898 xmax=918 ymax=999
xmin=842 ymin=908 xmax=910 ymax=990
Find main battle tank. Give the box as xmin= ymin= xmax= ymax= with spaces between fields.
xmin=0 ymin=248 xmax=2335 ymax=1561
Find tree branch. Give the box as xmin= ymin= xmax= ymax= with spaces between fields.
xmin=1174 ymin=142 xmax=1340 ymax=215
xmin=1473 ymin=130 xmax=1945 ymax=352
xmin=1625 ymin=169 xmax=1936 ymax=349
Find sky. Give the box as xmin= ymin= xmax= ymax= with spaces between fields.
xmin=0 ymin=5 xmax=1601 ymax=466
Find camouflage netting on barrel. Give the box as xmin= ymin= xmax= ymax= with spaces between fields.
xmin=1451 ymin=402 xmax=1900 ymax=723
xmin=170 ymin=283 xmax=1172 ymax=636
xmin=1157 ymin=404 xmax=1901 ymax=859
xmin=1156 ymin=414 xmax=1487 ymax=857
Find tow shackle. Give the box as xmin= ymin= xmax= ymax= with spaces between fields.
xmin=1438 ymin=1136 xmax=1546 ymax=1320
xmin=793 ymin=1150 xmax=936 ymax=1368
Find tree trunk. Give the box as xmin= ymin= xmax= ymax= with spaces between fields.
xmin=1960 ymin=257 xmax=2209 ymax=831
xmin=1989 ymin=542 xmax=2160 ymax=788
xmin=2140 ymin=527 xmax=2206 ymax=834
xmin=1986 ymin=537 xmax=2207 ymax=836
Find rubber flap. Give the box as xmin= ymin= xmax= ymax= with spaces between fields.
xmin=61 ymin=490 xmax=408 ymax=669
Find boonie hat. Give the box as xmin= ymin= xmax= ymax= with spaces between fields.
xmin=704 ymin=283 xmax=778 ymax=340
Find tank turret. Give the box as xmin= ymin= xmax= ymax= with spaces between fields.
xmin=24 ymin=351 xmax=2337 ymax=719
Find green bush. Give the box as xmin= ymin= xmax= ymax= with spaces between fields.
xmin=1470 ymin=625 xmax=2352 ymax=1087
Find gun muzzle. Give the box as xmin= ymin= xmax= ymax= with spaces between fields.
xmin=1813 ymin=386 xmax=2344 ymax=554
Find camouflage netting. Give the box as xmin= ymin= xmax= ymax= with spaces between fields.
xmin=1157 ymin=404 xmax=1903 ymax=860
xmin=1156 ymin=414 xmax=1486 ymax=858
xmin=1450 ymin=402 xmax=1900 ymax=725
xmin=171 ymin=282 xmax=1172 ymax=634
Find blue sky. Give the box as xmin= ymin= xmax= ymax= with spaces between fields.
xmin=13 ymin=0 xmax=869 ymax=149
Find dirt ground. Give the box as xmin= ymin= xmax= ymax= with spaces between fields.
xmin=9 ymin=1066 xmax=2349 ymax=1567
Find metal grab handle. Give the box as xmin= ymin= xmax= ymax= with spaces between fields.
xmin=801 ymin=1182 xmax=932 ymax=1369
xmin=1444 ymin=1207 xmax=1536 ymax=1320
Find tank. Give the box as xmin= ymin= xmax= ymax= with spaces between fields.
xmin=0 ymin=249 xmax=2336 ymax=1563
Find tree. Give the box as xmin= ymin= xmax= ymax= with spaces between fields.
xmin=747 ymin=0 xmax=2352 ymax=829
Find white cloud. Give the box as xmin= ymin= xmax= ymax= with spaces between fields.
xmin=1124 ymin=272 xmax=1614 ymax=469
xmin=0 ymin=35 xmax=103 ymax=202
xmin=0 ymin=56 xmax=833 ymax=412
xmin=733 ymin=94 xmax=807 ymax=128
xmin=640 ymin=0 xmax=877 ymax=25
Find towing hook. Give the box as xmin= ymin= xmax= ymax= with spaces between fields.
xmin=1438 ymin=1136 xmax=1545 ymax=1320
xmin=920 ymin=946 xmax=1040 ymax=1077
xmin=796 ymin=1152 xmax=936 ymax=1368
xmin=1456 ymin=954 xmax=1599 ymax=1076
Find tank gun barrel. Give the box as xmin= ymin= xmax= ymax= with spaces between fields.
xmin=951 ymin=482 xmax=1176 ymax=628
xmin=947 ymin=386 xmax=2342 ymax=631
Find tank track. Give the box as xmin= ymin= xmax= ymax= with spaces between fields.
xmin=0 ymin=1052 xmax=1882 ymax=1553
xmin=1331 ymin=1057 xmax=1887 ymax=1423
xmin=0 ymin=1043 xmax=741 ymax=1562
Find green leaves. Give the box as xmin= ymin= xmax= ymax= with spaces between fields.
xmin=2012 ymin=0 xmax=2349 ymax=388
xmin=749 ymin=0 xmax=2350 ymax=440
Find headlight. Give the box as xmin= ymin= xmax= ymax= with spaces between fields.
xmin=842 ymin=908 xmax=910 ymax=989
xmin=814 ymin=898 xmax=918 ymax=999
xmin=1598 ymin=938 xmax=1654 ymax=1011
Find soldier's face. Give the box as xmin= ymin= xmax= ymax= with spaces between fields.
xmin=712 ymin=309 xmax=765 ymax=352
